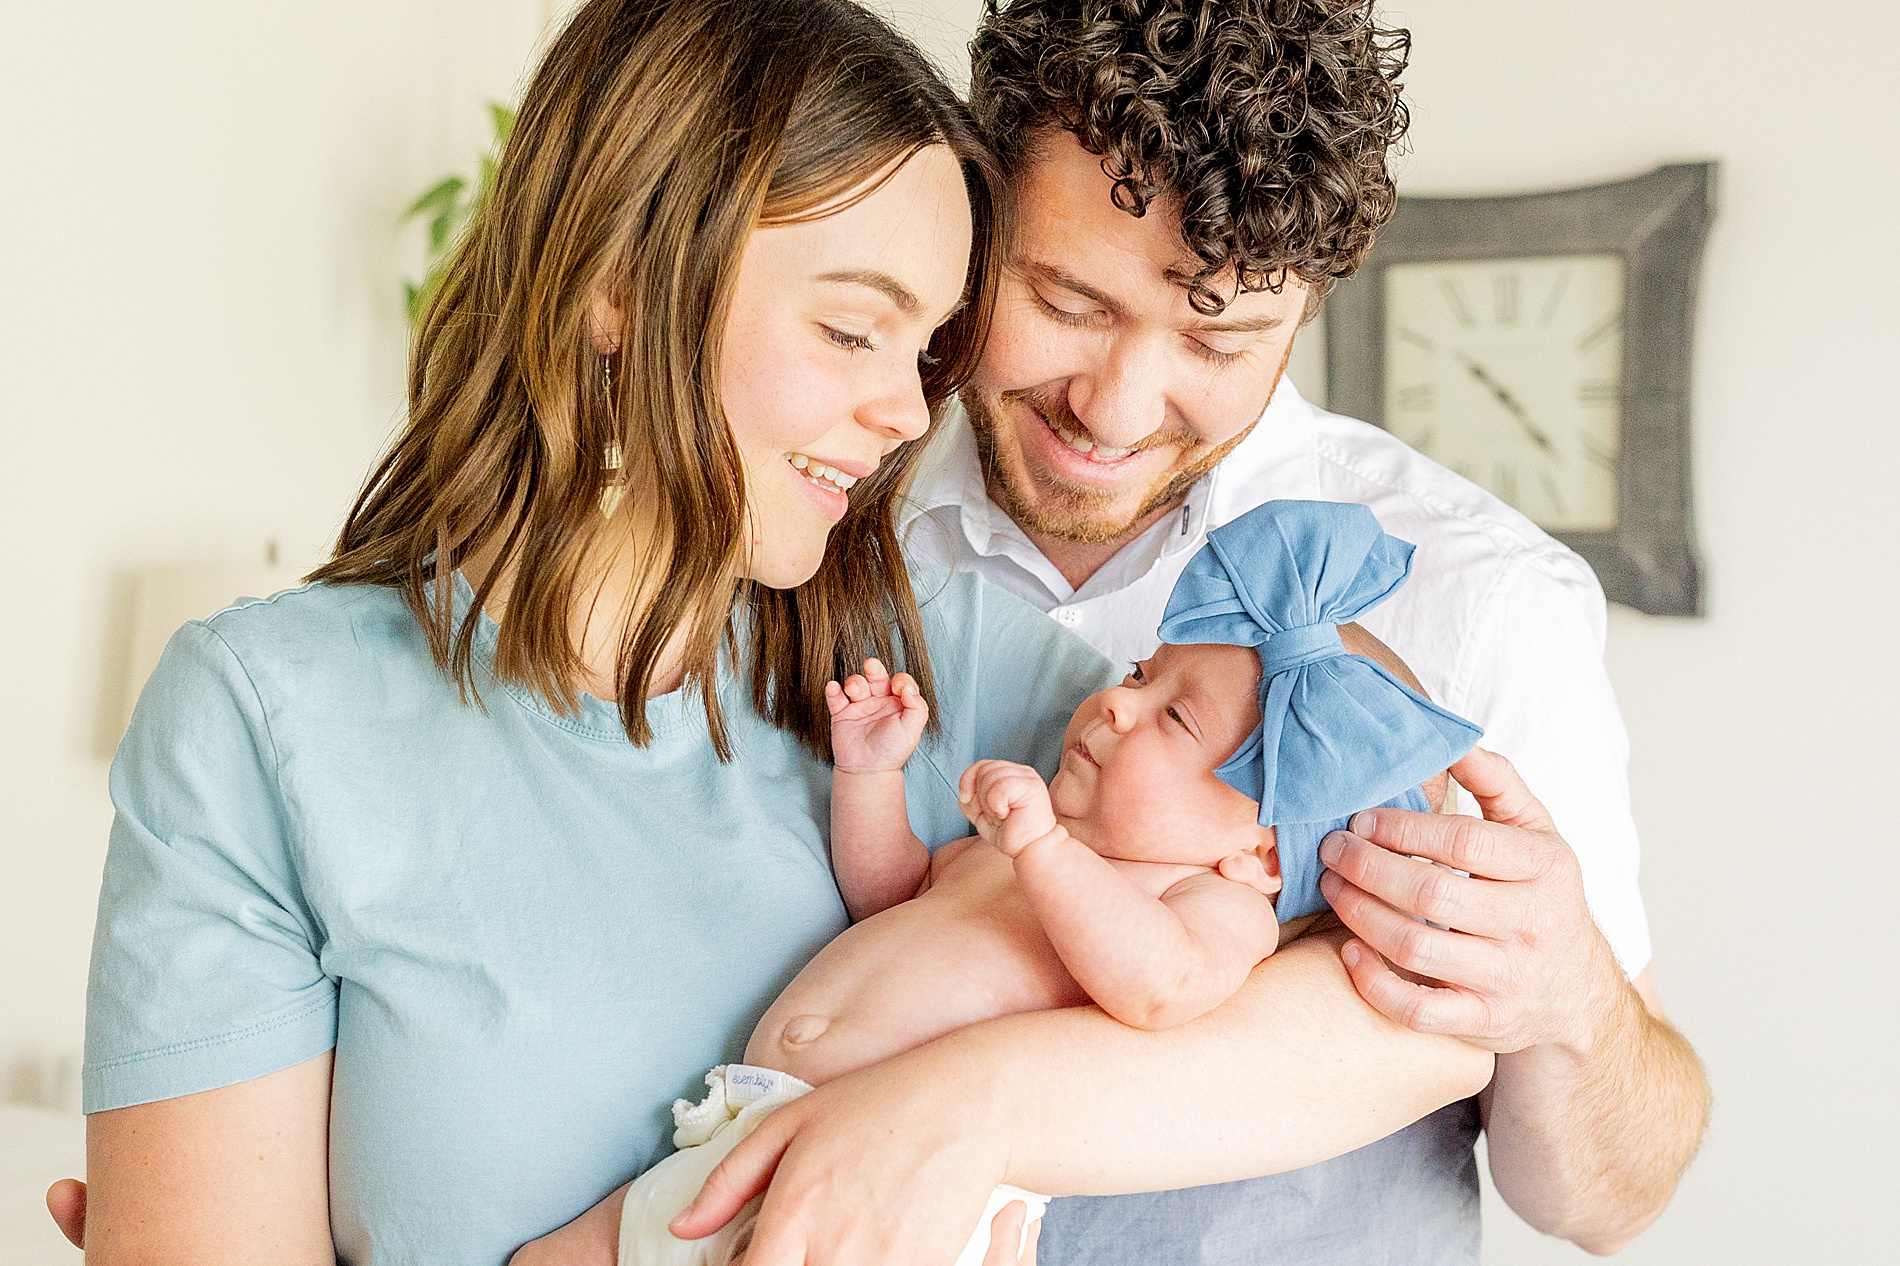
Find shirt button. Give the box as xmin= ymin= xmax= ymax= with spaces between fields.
xmin=1053 ymin=606 xmax=1081 ymax=627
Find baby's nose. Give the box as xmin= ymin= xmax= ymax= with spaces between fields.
xmin=1101 ymin=688 xmax=1139 ymax=732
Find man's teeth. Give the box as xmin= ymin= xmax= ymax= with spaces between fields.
xmin=789 ymin=452 xmax=858 ymax=492
xmin=1046 ymin=415 xmax=1133 ymax=460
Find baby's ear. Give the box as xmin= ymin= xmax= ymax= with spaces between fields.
xmin=1217 ymin=834 xmax=1283 ymax=899
xmin=1423 ymin=768 xmax=1452 ymax=813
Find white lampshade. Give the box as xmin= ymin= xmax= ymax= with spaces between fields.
xmin=118 ymin=564 xmax=303 ymax=737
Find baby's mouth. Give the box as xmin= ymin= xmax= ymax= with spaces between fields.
xmin=1069 ymin=738 xmax=1098 ymax=768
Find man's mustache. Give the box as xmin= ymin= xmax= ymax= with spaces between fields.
xmin=1004 ymin=385 xmax=1197 ymax=454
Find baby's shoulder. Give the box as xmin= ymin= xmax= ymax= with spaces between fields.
xmin=925 ymin=834 xmax=995 ymax=883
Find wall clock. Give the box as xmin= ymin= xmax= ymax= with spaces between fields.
xmin=1324 ymin=163 xmax=1717 ymax=616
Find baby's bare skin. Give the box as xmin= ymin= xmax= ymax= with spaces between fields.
xmin=745 ymin=834 xmax=1208 ymax=1086
xmin=742 ymin=644 xmax=1290 ymax=1088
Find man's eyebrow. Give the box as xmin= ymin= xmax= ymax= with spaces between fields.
xmin=1028 ymin=259 xmax=1284 ymax=333
xmin=1018 ymin=260 xmax=1127 ymax=317
xmin=1184 ymin=311 xmax=1287 ymax=335
xmin=814 ymin=268 xmax=923 ymax=318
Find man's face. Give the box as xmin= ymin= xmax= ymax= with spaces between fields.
xmin=962 ymin=131 xmax=1309 ymax=545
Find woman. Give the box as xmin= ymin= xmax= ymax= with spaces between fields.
xmin=74 ymin=1 xmax=1110 ymax=1261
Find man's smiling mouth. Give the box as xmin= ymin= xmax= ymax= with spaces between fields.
xmin=1035 ymin=405 xmax=1136 ymax=461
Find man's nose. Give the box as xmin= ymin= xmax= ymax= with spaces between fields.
xmin=1067 ymin=334 xmax=1168 ymax=448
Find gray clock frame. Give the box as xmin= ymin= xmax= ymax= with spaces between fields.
xmin=1324 ymin=162 xmax=1717 ymax=617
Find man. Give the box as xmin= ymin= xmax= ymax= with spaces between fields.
xmin=896 ymin=0 xmax=1709 ymax=1259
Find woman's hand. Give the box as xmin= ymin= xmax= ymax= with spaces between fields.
xmin=670 ymin=1043 xmax=1025 ymax=1266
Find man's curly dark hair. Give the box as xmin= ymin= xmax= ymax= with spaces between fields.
xmin=970 ymin=0 xmax=1410 ymax=315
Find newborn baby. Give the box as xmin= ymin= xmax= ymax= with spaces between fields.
xmin=614 ymin=500 xmax=1483 ymax=1266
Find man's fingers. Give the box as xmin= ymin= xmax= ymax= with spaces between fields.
xmin=45 ymin=1179 xmax=84 ymax=1250
xmin=670 ymin=1112 xmax=794 ymax=1240
xmin=1450 ymin=748 xmax=1557 ymax=834
xmin=982 ymin=1201 xmax=1028 ymax=1266
xmin=1346 ymin=806 xmax=1550 ymax=882
xmin=1339 ymin=940 xmax=1494 ymax=1037
xmin=1319 ymin=870 xmax=1507 ymax=993
xmin=1319 ymin=831 xmax=1515 ymax=938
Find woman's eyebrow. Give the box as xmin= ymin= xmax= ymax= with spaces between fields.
xmin=815 ymin=268 xmax=923 ymax=317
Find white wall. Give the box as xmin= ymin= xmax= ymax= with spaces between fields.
xmin=0 ymin=0 xmax=554 ymax=1108
xmin=4 ymin=0 xmax=1895 ymax=1260
xmin=1388 ymin=3 xmax=1900 ymax=1261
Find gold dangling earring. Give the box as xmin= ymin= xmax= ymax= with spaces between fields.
xmin=600 ymin=354 xmax=626 ymax=517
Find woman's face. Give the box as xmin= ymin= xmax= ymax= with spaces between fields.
xmin=719 ymin=145 xmax=974 ymax=588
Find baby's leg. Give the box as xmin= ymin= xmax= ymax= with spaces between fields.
xmin=617 ymin=1122 xmax=759 ymax=1266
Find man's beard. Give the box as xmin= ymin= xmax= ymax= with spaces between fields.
xmin=964 ymin=383 xmax=1252 ymax=546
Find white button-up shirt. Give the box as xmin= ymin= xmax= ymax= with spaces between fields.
xmin=901 ymin=378 xmax=1651 ymax=974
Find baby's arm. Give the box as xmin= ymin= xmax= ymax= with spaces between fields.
xmin=827 ymin=658 xmax=932 ymax=922
xmin=960 ymin=761 xmax=1282 ymax=1030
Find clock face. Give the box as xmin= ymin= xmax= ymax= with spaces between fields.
xmin=1382 ymin=253 xmax=1624 ymax=532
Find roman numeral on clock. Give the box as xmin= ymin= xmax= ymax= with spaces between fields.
xmin=1578 ymin=378 xmax=1618 ymax=407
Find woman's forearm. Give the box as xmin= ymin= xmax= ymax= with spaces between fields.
xmin=928 ymin=926 xmax=1495 ymax=1195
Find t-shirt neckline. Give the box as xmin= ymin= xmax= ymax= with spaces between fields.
xmin=451 ymin=570 xmax=709 ymax=745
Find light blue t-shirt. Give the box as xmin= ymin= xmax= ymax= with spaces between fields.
xmin=84 ymin=568 xmax=1116 ymax=1266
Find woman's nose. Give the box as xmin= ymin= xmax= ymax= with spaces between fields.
xmin=859 ymin=367 xmax=932 ymax=444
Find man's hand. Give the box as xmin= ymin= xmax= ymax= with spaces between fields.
xmin=1319 ymin=747 xmax=1708 ymax=1251
xmin=958 ymin=760 xmax=1061 ymax=858
xmin=826 ymin=658 xmax=929 ymax=775
xmin=1316 ymin=746 xmax=1621 ymax=1055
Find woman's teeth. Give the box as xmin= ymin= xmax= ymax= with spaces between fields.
xmin=789 ymin=453 xmax=858 ymax=493
xmin=1045 ymin=413 xmax=1134 ymax=460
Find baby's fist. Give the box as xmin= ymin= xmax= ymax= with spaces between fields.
xmin=958 ymin=760 xmax=1060 ymax=857
xmin=826 ymin=657 xmax=929 ymax=775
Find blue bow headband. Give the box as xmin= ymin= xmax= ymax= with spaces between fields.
xmin=1158 ymin=500 xmax=1484 ymax=920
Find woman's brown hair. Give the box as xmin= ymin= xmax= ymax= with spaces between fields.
xmin=314 ymin=0 xmax=1005 ymax=758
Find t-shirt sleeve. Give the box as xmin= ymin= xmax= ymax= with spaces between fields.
xmin=903 ymin=568 xmax=1121 ymax=847
xmin=1448 ymin=554 xmax=1653 ymax=977
xmin=83 ymin=620 xmax=337 ymax=1113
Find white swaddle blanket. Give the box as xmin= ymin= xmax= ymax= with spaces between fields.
xmin=617 ymin=1065 xmax=1046 ymax=1266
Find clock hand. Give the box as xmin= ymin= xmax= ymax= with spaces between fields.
xmin=1451 ymin=350 xmax=1563 ymax=461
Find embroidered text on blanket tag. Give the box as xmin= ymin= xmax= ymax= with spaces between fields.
xmin=723 ymin=1064 xmax=795 ymax=1105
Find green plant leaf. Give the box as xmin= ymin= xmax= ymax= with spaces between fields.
xmin=403 ymin=176 xmax=466 ymax=222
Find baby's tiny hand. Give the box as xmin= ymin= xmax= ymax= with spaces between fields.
xmin=826 ymin=657 xmax=929 ymax=774
xmin=958 ymin=760 xmax=1061 ymax=857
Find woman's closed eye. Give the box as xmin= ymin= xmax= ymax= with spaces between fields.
xmin=822 ymin=324 xmax=876 ymax=353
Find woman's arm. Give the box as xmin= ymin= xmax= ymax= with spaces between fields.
xmin=82 ymin=1053 xmax=334 ymax=1265
xmin=671 ymin=928 xmax=1493 ymax=1266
